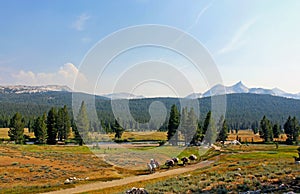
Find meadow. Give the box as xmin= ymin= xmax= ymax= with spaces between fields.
xmin=0 ymin=129 xmax=299 ymax=193
xmin=91 ymin=145 xmax=300 ymax=194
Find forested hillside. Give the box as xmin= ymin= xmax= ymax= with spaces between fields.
xmin=1 ymin=92 xmax=300 ymax=130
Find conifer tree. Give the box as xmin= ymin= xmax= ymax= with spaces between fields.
xmin=47 ymin=107 xmax=58 ymax=144
xmin=167 ymin=104 xmax=180 ymax=146
xmin=76 ymin=101 xmax=89 ymax=144
xmin=8 ymin=112 xmax=25 ymax=144
xmin=33 ymin=113 xmax=48 ymax=144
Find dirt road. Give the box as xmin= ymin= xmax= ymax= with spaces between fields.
xmin=43 ymin=160 xmax=214 ymax=194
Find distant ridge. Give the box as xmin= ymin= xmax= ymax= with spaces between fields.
xmin=186 ymin=81 xmax=300 ymax=100
xmin=0 ymin=85 xmax=72 ymax=94
xmin=103 ymin=92 xmax=145 ymax=99
xmin=1 ymin=82 xmax=299 ymax=100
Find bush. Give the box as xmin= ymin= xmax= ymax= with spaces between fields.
xmin=158 ymin=140 xmax=166 ymax=146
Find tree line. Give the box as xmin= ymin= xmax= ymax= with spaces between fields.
xmin=166 ymin=104 xmax=228 ymax=146
xmin=166 ymin=104 xmax=299 ymax=146
xmin=2 ymin=92 xmax=300 ymax=133
xmin=7 ymin=101 xmax=125 ymax=145
xmin=6 ymin=102 xmax=300 ymax=146
xmin=259 ymin=115 xmax=299 ymax=144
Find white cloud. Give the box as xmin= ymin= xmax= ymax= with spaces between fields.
xmin=12 ymin=63 xmax=87 ymax=89
xmin=72 ymin=13 xmax=90 ymax=31
xmin=217 ymin=17 xmax=258 ymax=55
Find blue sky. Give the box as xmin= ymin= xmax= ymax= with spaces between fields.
xmin=0 ymin=0 xmax=300 ymax=96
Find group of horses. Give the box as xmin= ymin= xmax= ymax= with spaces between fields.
xmin=165 ymin=154 xmax=198 ymax=167
xmin=147 ymin=154 xmax=198 ymax=173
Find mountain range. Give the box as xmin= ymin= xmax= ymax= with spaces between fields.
xmin=102 ymin=92 xmax=145 ymax=99
xmin=0 ymin=84 xmax=300 ymax=129
xmin=186 ymin=81 xmax=300 ymax=100
xmin=0 ymin=82 xmax=299 ymax=100
xmin=0 ymin=85 xmax=72 ymax=94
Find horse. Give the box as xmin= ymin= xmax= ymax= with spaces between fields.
xmin=189 ymin=154 xmax=197 ymax=162
xmin=165 ymin=159 xmax=175 ymax=168
xmin=181 ymin=157 xmax=189 ymax=166
xmin=147 ymin=163 xmax=154 ymax=173
xmin=172 ymin=157 xmax=179 ymax=164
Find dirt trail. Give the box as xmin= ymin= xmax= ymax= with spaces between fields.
xmin=43 ymin=160 xmax=214 ymax=194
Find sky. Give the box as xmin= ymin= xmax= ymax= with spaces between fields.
xmin=0 ymin=0 xmax=300 ymax=97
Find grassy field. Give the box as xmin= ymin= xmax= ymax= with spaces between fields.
xmin=106 ymin=131 xmax=167 ymax=141
xmin=0 ymin=145 xmax=143 ymax=194
xmin=0 ymin=143 xmax=206 ymax=194
xmin=0 ymin=128 xmax=34 ymax=139
xmin=90 ymin=145 xmax=300 ymax=194
xmin=0 ymin=144 xmax=299 ymax=193
xmin=1 ymin=128 xmax=299 ymax=193
xmin=227 ymin=130 xmax=288 ymax=142
xmin=0 ymin=128 xmax=291 ymax=143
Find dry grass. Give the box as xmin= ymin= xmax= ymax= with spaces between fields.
xmin=227 ymin=130 xmax=287 ymax=142
xmin=89 ymin=145 xmax=299 ymax=194
xmin=107 ymin=131 xmax=167 ymax=141
xmin=0 ymin=128 xmax=34 ymax=139
xmin=0 ymin=145 xmax=139 ymax=194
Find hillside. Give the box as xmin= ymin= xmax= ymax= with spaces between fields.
xmin=0 ymin=92 xmax=300 ymax=129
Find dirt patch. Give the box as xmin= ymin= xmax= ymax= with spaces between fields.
xmin=43 ymin=160 xmax=214 ymax=194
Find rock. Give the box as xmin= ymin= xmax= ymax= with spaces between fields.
xmin=64 ymin=179 xmax=71 ymax=184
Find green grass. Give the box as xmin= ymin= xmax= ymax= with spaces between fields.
xmin=19 ymin=144 xmax=92 ymax=154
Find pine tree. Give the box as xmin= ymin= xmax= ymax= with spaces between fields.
xmin=71 ymin=118 xmax=83 ymax=145
xmin=203 ymin=111 xmax=211 ymax=134
xmin=259 ymin=115 xmax=273 ymax=142
xmin=113 ymin=119 xmax=125 ymax=139
xmin=56 ymin=108 xmax=64 ymax=141
xmin=191 ymin=122 xmax=203 ymax=145
xmin=186 ymin=108 xmax=198 ymax=145
xmin=56 ymin=106 xmax=71 ymax=141
xmin=217 ymin=117 xmax=228 ymax=142
xmin=284 ymin=116 xmax=299 ymax=144
xmin=47 ymin=107 xmax=57 ymax=145
xmin=180 ymin=107 xmax=188 ymax=145
xmin=76 ymin=101 xmax=89 ymax=144
xmin=8 ymin=112 xmax=25 ymax=144
xmin=292 ymin=117 xmax=299 ymax=143
xmin=33 ymin=113 xmax=48 ymax=144
xmin=203 ymin=111 xmax=217 ymax=145
xmin=167 ymin=104 xmax=180 ymax=146
xmin=272 ymin=123 xmax=281 ymax=138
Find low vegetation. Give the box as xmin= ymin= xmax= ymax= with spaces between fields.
xmin=0 ymin=145 xmax=139 ymax=194
xmin=90 ymin=145 xmax=300 ymax=194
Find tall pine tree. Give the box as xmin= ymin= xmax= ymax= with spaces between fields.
xmin=180 ymin=107 xmax=188 ymax=145
xmin=203 ymin=111 xmax=211 ymax=134
xmin=57 ymin=105 xmax=71 ymax=141
xmin=203 ymin=112 xmax=216 ymax=146
xmin=8 ymin=112 xmax=25 ymax=144
xmin=186 ymin=107 xmax=198 ymax=145
xmin=167 ymin=104 xmax=180 ymax=146
xmin=217 ymin=116 xmax=228 ymax=142
xmin=272 ymin=123 xmax=281 ymax=139
xmin=259 ymin=115 xmax=273 ymax=142
xmin=47 ymin=107 xmax=57 ymax=145
xmin=76 ymin=101 xmax=89 ymax=144
xmin=33 ymin=113 xmax=48 ymax=144
xmin=284 ymin=116 xmax=299 ymax=144
xmin=113 ymin=119 xmax=125 ymax=139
